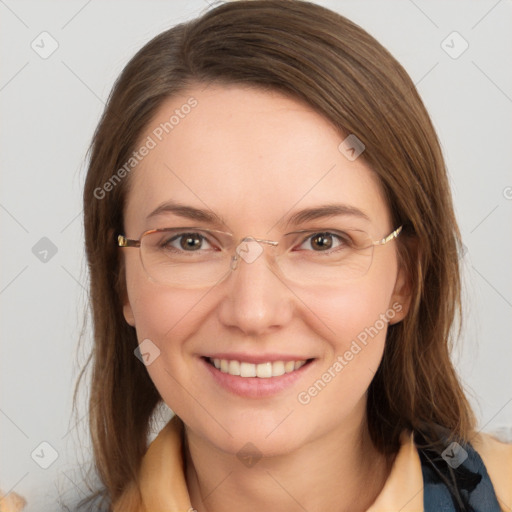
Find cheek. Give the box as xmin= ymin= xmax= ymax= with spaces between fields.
xmin=301 ymin=269 xmax=398 ymax=397
xmin=295 ymin=287 xmax=395 ymax=431
xmin=124 ymin=249 xmax=209 ymax=339
xmin=323 ymin=294 xmax=390 ymax=377
xmin=126 ymin=279 xmax=209 ymax=414
xmin=127 ymin=278 xmax=207 ymax=343
xmin=313 ymin=274 xmax=397 ymax=350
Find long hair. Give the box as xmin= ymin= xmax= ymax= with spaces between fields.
xmin=77 ymin=0 xmax=475 ymax=508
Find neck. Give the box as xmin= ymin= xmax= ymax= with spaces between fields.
xmin=184 ymin=413 xmax=392 ymax=512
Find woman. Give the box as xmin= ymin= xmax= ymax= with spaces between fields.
xmin=78 ymin=1 xmax=512 ymax=510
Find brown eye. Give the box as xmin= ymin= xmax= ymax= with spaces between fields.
xmin=159 ymin=231 xmax=214 ymax=252
xmin=297 ymin=232 xmax=351 ymax=252
xmin=179 ymin=233 xmax=204 ymax=251
xmin=310 ymin=233 xmax=334 ymax=251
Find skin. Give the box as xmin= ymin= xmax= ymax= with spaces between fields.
xmin=121 ymin=83 xmax=412 ymax=512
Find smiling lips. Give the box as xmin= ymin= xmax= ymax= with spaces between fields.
xmin=208 ymin=357 xmax=308 ymax=378
xmin=203 ymin=354 xmax=314 ymax=398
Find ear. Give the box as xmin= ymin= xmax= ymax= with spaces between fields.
xmin=388 ymin=264 xmax=413 ymax=325
xmin=123 ymin=298 xmax=136 ymax=327
xmin=118 ymin=251 xmax=136 ymax=327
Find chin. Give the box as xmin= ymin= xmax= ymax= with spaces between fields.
xmin=186 ymin=413 xmax=306 ymax=458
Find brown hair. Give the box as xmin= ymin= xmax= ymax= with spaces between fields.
xmin=77 ymin=0 xmax=475 ymax=508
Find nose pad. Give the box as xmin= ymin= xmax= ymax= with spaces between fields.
xmin=230 ymin=254 xmax=239 ymax=271
xmin=230 ymin=237 xmax=278 ymax=272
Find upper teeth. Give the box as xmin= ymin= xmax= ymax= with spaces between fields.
xmin=211 ymin=358 xmax=307 ymax=378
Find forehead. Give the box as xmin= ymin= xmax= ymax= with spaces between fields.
xmin=123 ymin=84 xmax=390 ymax=235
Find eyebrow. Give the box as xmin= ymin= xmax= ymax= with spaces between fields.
xmin=147 ymin=200 xmax=226 ymax=227
xmin=284 ymin=203 xmax=371 ymax=226
xmin=146 ymin=200 xmax=371 ymax=228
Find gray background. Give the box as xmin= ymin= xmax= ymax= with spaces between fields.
xmin=1 ymin=1 xmax=511 ymax=510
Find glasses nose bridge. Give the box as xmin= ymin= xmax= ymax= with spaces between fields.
xmin=229 ymin=235 xmax=280 ymax=271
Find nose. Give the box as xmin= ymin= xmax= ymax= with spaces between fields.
xmin=216 ymin=238 xmax=294 ymax=335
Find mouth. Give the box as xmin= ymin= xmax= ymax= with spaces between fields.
xmin=200 ymin=353 xmax=317 ymax=398
xmin=204 ymin=356 xmax=313 ymax=378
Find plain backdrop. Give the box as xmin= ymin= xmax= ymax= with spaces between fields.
xmin=1 ymin=1 xmax=511 ymax=510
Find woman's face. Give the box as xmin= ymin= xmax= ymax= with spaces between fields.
xmin=121 ymin=83 xmax=410 ymax=456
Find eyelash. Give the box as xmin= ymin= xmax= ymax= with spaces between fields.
xmin=297 ymin=232 xmax=351 ymax=252
xmin=160 ymin=231 xmax=353 ymax=253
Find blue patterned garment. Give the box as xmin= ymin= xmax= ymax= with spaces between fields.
xmin=416 ymin=430 xmax=502 ymax=511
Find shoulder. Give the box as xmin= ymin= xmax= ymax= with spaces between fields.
xmin=414 ymin=425 xmax=511 ymax=511
xmin=471 ymin=431 xmax=512 ymax=510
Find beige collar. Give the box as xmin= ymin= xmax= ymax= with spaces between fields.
xmin=115 ymin=415 xmax=426 ymax=512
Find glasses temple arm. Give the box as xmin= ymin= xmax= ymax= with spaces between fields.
xmin=117 ymin=235 xmax=141 ymax=248
xmin=373 ymin=225 xmax=403 ymax=246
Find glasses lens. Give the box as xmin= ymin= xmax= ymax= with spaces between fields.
xmin=140 ymin=228 xmax=232 ymax=287
xmin=275 ymin=229 xmax=374 ymax=286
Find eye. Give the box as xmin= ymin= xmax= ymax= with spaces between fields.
xmin=298 ymin=232 xmax=350 ymax=252
xmin=161 ymin=231 xmax=216 ymax=252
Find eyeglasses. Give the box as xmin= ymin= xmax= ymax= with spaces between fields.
xmin=117 ymin=225 xmax=403 ymax=288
